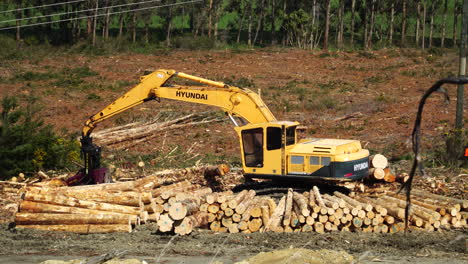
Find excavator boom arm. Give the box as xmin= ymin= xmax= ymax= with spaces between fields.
xmin=82 ymin=69 xmax=277 ymax=137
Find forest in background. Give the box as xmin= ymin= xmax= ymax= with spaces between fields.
xmin=0 ymin=0 xmax=465 ymax=51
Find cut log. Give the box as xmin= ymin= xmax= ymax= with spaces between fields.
xmin=293 ymin=192 xmax=310 ymax=216
xmin=248 ymin=218 xmax=262 ymax=232
xmin=379 ymin=196 xmax=440 ymax=222
xmin=158 ymin=214 xmax=174 ymax=232
xmin=368 ymin=168 xmax=385 ymax=180
xmin=308 ymin=190 xmax=316 ymax=207
xmin=228 ymin=190 xmax=249 ymax=209
xmin=260 ymin=205 xmax=270 ymax=232
xmin=216 ymin=191 xmax=234 ymax=204
xmin=238 ymin=221 xmax=248 ymax=231
xmin=235 ymin=190 xmax=256 ymax=214
xmin=312 ymin=186 xmax=326 ymax=208
xmin=313 ymin=222 xmax=325 ymax=233
xmin=232 ymin=213 xmax=242 ymax=222
xmin=16 ymin=224 xmax=132 ymax=234
xmin=383 ymin=168 xmax=396 ymax=183
xmin=266 ymin=198 xmax=276 ymax=217
xmin=302 ymin=224 xmax=313 ymax=232
xmin=29 ymin=189 xmax=144 ymax=207
xmin=369 ymin=154 xmax=388 ymax=169
xmin=228 ymin=223 xmax=239 ymax=233
xmin=169 ymin=199 xmax=200 ymax=220
xmin=333 ymin=192 xmax=363 ymax=211
xmin=264 ymin=196 xmax=286 ymax=232
xmin=221 ymin=217 xmax=233 ymax=228
xmin=15 ymin=213 xmax=132 ymax=225
xmin=18 ymin=201 xmax=139 ymax=224
xmin=282 ymin=188 xmax=294 ymax=226
xmin=174 ymin=212 xmax=209 ymax=235
xmin=224 ymin=207 xmax=234 ymax=217
xmin=210 ymin=221 xmax=221 ymax=232
xmin=207 ymin=204 xmax=220 ymax=214
xmin=207 ymin=213 xmax=216 ymax=222
xmin=411 ymin=189 xmax=468 ymax=210
xmin=250 ymin=206 xmax=262 ymax=218
xmin=24 ymin=192 xmax=141 ymax=215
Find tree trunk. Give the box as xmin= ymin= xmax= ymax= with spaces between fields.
xmin=389 ymin=2 xmax=395 ymax=45
xmin=441 ymin=0 xmax=448 ymax=47
xmin=118 ymin=13 xmax=124 ymax=39
xmin=422 ymin=1 xmax=426 ymax=50
xmin=367 ymin=0 xmax=376 ymax=49
xmin=270 ymin=0 xmax=276 ymax=44
xmin=337 ymin=0 xmax=345 ymax=49
xmin=15 ymin=7 xmax=21 ymax=45
xmin=401 ymin=0 xmax=407 ymax=46
xmin=364 ymin=1 xmax=369 ymax=48
xmin=145 ymin=22 xmax=149 ymax=44
xmin=453 ymin=2 xmax=459 ymax=47
xmin=132 ymin=11 xmax=137 ymax=44
xmin=92 ymin=0 xmax=98 ymax=46
xmin=208 ymin=0 xmax=214 ymax=37
xmin=254 ymin=0 xmax=266 ymax=45
xmin=237 ymin=4 xmax=247 ymax=43
xmin=415 ymin=1 xmax=421 ymax=47
xmin=248 ymin=2 xmax=253 ymax=47
xmin=323 ymin=0 xmax=331 ymax=50
xmin=105 ymin=3 xmax=110 ymax=40
xmin=310 ymin=0 xmax=317 ymax=49
xmin=429 ymin=2 xmax=435 ymax=48
xmin=350 ymin=0 xmax=356 ymax=46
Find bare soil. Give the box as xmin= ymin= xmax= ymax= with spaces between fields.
xmin=0 ymin=223 xmax=466 ymax=264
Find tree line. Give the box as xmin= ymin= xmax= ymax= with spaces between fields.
xmin=0 ymin=0 xmax=464 ymax=50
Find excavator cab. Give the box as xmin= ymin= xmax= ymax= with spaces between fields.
xmin=236 ymin=122 xmax=369 ymax=181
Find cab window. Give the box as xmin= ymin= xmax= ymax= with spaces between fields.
xmin=267 ymin=127 xmax=282 ymax=150
xmin=310 ymin=156 xmax=320 ymax=165
xmin=286 ymin=126 xmax=296 ymax=146
xmin=241 ymin=128 xmax=264 ymax=167
xmin=322 ymin=157 xmax=331 ymax=166
xmin=291 ymin=155 xmax=304 ymax=164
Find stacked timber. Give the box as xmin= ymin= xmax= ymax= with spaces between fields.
xmin=12 ymin=167 xmax=466 ymax=234
xmin=14 ymin=164 xmax=228 ymax=234
xmin=367 ymin=154 xmax=398 ymax=183
xmin=200 ymin=189 xmax=276 ymax=234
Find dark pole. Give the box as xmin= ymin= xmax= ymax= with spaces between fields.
xmin=456 ymin=0 xmax=467 ymax=129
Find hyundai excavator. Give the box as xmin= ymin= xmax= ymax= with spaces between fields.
xmin=67 ymin=69 xmax=370 ymax=185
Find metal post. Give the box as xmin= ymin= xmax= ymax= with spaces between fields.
xmin=456 ymin=0 xmax=467 ymax=130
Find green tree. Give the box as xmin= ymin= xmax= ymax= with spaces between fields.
xmin=0 ymin=96 xmax=80 ymax=179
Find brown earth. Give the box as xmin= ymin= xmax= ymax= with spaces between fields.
xmin=0 ymin=223 xmax=466 ymax=263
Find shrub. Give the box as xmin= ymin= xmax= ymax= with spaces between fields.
xmin=173 ymin=35 xmax=216 ymax=50
xmin=0 ymin=96 xmax=80 ymax=179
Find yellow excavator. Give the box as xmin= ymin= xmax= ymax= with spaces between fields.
xmin=67 ymin=69 xmax=370 ymax=185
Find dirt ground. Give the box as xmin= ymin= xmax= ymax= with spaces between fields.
xmin=0 ymin=223 xmax=466 ymax=264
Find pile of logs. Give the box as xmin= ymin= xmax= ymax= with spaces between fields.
xmin=367 ymin=154 xmax=403 ymax=183
xmin=11 ymin=164 xmax=466 ymax=234
xmin=13 ymin=164 xmax=228 ymax=234
xmin=92 ymin=112 xmax=221 ymax=150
